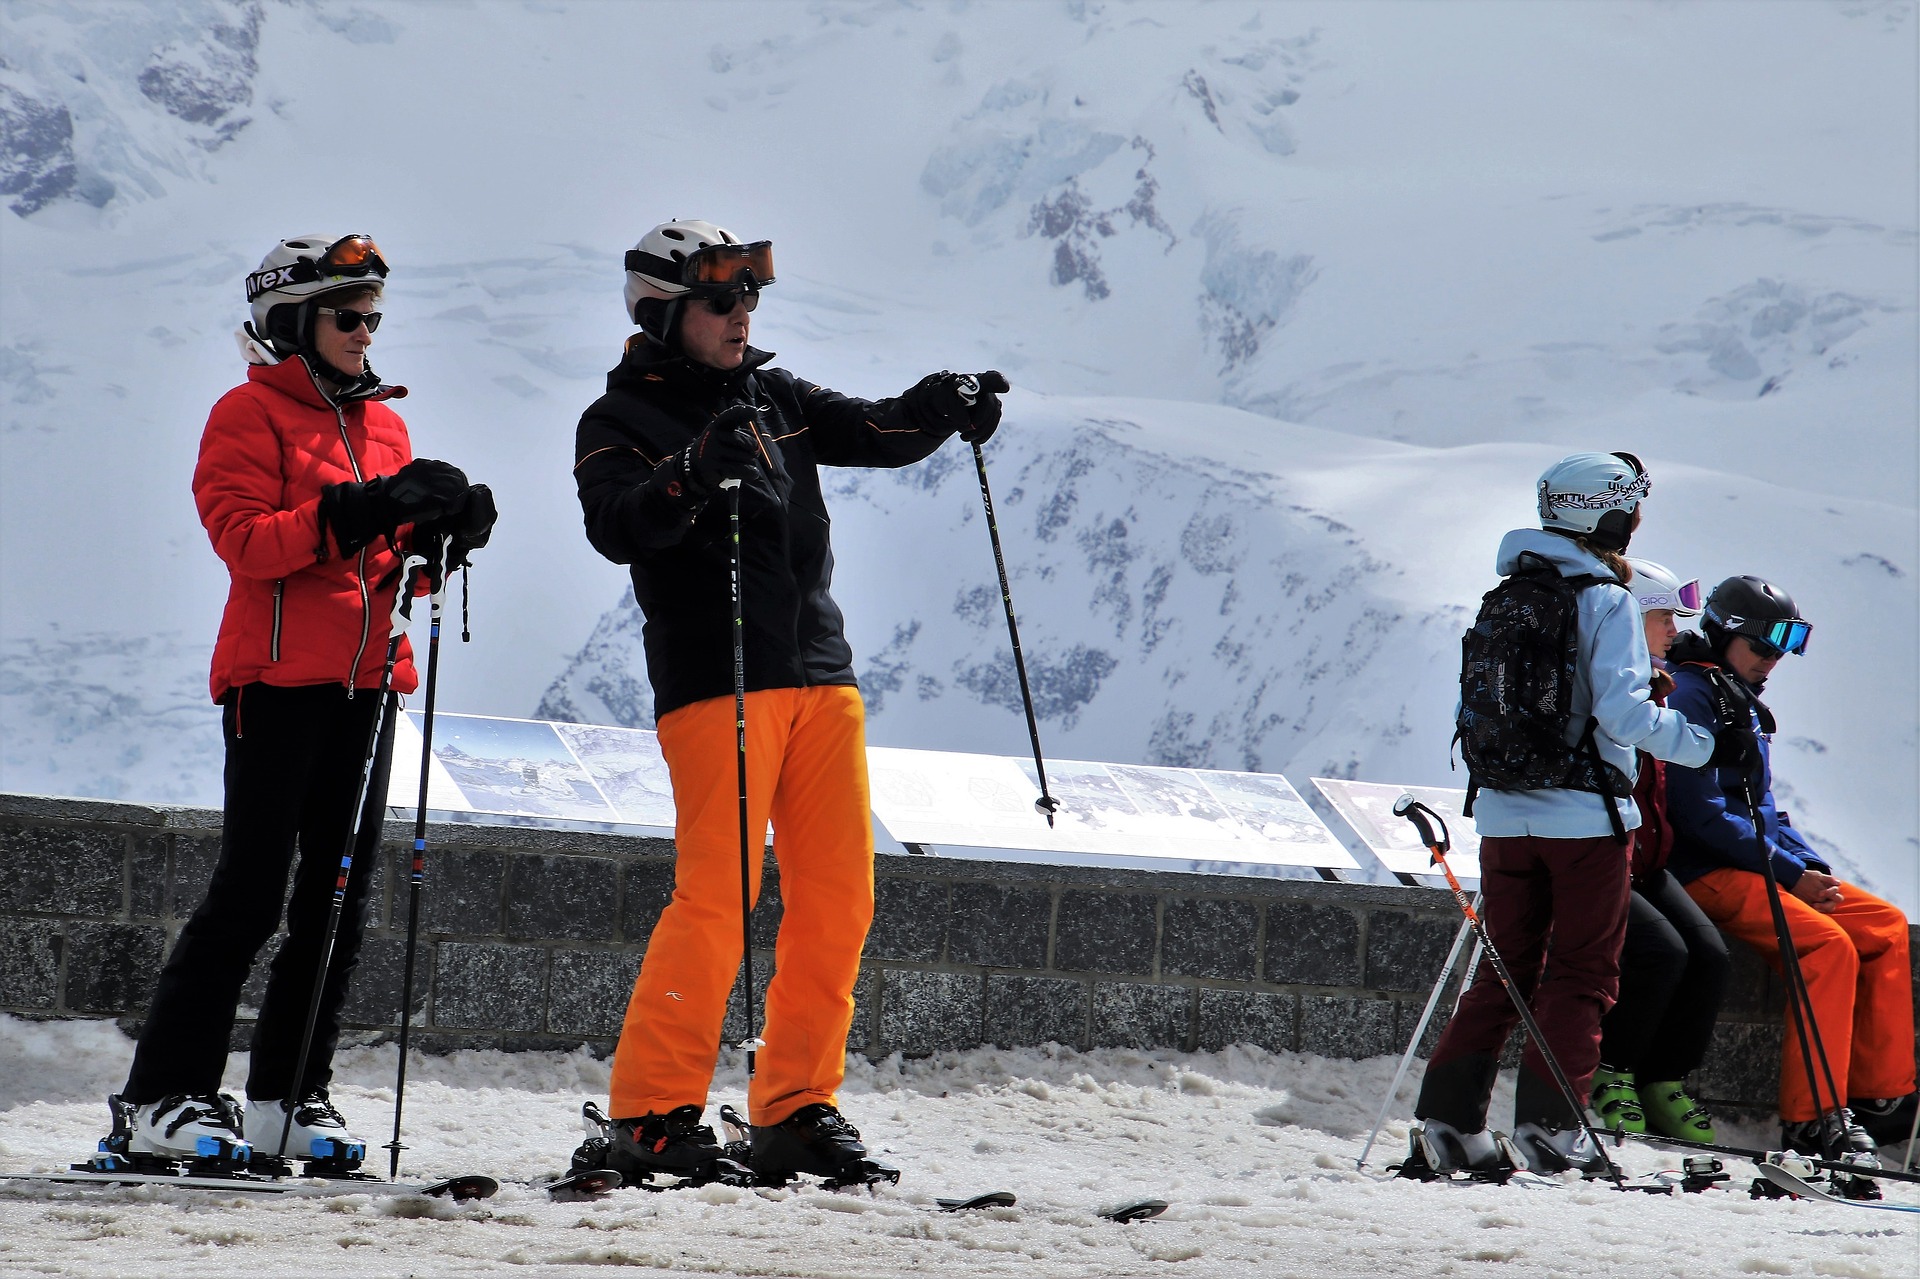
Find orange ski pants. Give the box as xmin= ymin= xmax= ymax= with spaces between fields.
xmin=1684 ymin=868 xmax=1914 ymax=1122
xmin=609 ymin=684 xmax=874 ymax=1126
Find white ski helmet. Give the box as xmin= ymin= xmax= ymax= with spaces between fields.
xmin=1536 ymin=451 xmax=1650 ymax=551
xmin=623 ymin=219 xmax=774 ymax=339
xmin=245 ymin=234 xmax=389 ymax=353
xmin=1625 ymin=558 xmax=1702 ymax=617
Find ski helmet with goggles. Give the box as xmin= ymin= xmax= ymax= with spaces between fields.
xmin=1702 ymin=575 xmax=1811 ymax=659
xmin=1625 ymin=558 xmax=1702 ymax=617
xmin=245 ymin=234 xmax=389 ymax=355
xmin=1537 ymin=451 xmax=1650 ymax=552
xmin=623 ymin=219 xmax=774 ymax=340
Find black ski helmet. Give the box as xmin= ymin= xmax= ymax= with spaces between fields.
xmin=1702 ymin=575 xmax=1810 ymax=658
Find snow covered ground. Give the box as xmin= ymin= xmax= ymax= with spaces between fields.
xmin=0 ymin=1015 xmax=1913 ymax=1278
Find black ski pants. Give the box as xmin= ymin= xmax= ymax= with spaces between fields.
xmin=1596 ymin=867 xmax=1729 ymax=1082
xmin=123 ymin=682 xmax=395 ymax=1104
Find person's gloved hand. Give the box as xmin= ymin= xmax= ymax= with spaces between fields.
xmin=417 ymin=483 xmax=498 ymax=572
xmin=1705 ymin=724 xmax=1762 ymax=781
xmin=904 ymin=370 xmax=1010 ymax=444
xmin=677 ymin=404 xmax=760 ymax=497
xmin=321 ymin=458 xmax=469 ymax=555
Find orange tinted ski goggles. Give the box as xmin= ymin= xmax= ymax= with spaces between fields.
xmin=626 ymin=240 xmax=775 ymax=291
xmin=246 ymin=235 xmax=390 ymax=301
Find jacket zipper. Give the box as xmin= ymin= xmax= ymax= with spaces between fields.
xmin=271 ymin=580 xmax=284 ymax=661
xmin=318 ymin=370 xmax=375 ymax=698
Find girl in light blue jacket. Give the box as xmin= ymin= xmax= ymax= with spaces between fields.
xmin=1411 ymin=453 xmax=1716 ymax=1180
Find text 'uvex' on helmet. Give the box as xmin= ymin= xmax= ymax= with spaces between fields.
xmin=245 ymin=234 xmax=389 ymax=355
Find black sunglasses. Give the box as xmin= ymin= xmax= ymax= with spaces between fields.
xmin=696 ymin=288 xmax=759 ymax=316
xmin=317 ymin=306 xmax=382 ymax=333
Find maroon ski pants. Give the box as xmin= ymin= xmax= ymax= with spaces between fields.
xmin=1416 ymin=832 xmax=1634 ymax=1131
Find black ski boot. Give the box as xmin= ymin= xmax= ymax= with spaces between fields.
xmin=1783 ymin=1110 xmax=1882 ymax=1200
xmin=588 ymin=1103 xmax=751 ymax=1189
xmin=749 ymin=1103 xmax=900 ymax=1189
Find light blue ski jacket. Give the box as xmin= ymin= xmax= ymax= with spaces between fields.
xmin=1469 ymin=529 xmax=1715 ymax=840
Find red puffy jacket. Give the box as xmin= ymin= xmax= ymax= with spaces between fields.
xmin=194 ymin=356 xmax=421 ymax=701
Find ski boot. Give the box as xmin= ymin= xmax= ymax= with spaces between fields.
xmin=1588 ymin=1067 xmax=1646 ymax=1135
xmin=1783 ymin=1110 xmax=1882 ymax=1200
xmin=94 ymin=1093 xmax=251 ymax=1175
xmin=749 ymin=1103 xmax=900 ymax=1190
xmin=1511 ymin=1122 xmax=1612 ymax=1178
xmin=583 ymin=1102 xmax=752 ymax=1190
xmin=1848 ymin=1092 xmax=1918 ymax=1153
xmin=1396 ymin=1119 xmax=1517 ymax=1183
xmin=1639 ymin=1080 xmax=1715 ymax=1143
xmin=244 ymin=1090 xmax=367 ymax=1176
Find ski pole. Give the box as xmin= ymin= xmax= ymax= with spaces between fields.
xmin=1744 ymin=774 xmax=1849 ymax=1164
xmin=954 ymin=375 xmax=1059 ymax=826
xmin=1356 ymin=911 xmax=1481 ymax=1169
xmin=278 ymin=553 xmax=428 ymax=1162
xmin=384 ymin=538 xmax=450 ymax=1179
xmin=722 ymin=477 xmax=765 ymax=1081
xmin=1393 ymin=795 xmax=1628 ymax=1188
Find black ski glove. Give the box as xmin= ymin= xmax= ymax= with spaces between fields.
xmin=1706 ymin=724 xmax=1762 ymax=781
xmin=320 ymin=458 xmax=469 ymax=556
xmin=417 ymin=483 xmax=498 ymax=571
xmin=676 ymin=404 xmax=761 ymax=498
xmin=904 ymin=370 xmax=1010 ymax=444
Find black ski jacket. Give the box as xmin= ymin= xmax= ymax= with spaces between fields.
xmin=572 ymin=339 xmax=950 ymax=719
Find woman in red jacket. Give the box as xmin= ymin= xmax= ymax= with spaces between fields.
xmin=108 ymin=235 xmax=490 ymax=1171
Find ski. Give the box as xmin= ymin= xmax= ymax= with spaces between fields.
xmin=543 ymin=1167 xmax=623 ymax=1201
xmin=0 ymin=1168 xmax=496 ymax=1200
xmin=1607 ymin=1128 xmax=1920 ymax=1188
xmin=1100 ymin=1198 xmax=1168 ymax=1223
xmin=937 ymin=1190 xmax=1017 ymax=1212
xmin=1754 ymin=1162 xmax=1920 ymax=1214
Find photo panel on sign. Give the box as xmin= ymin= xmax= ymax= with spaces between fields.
xmin=1308 ymin=778 xmax=1481 ymax=881
xmin=423 ymin=713 xmax=622 ymax=823
xmin=552 ymin=720 xmax=678 ymax=831
xmin=384 ymin=710 xmax=473 ymax=816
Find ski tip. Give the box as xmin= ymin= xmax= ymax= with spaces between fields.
xmin=546 ymin=1168 xmax=623 ymax=1200
xmin=421 ymin=1174 xmax=499 ymax=1201
xmin=936 ymin=1190 xmax=1017 ymax=1211
xmin=1100 ymin=1198 xmax=1168 ymax=1223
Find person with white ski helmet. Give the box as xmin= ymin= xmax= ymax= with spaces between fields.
xmin=1665 ymin=576 xmax=1916 ymax=1164
xmin=1412 ymin=452 xmax=1718 ymax=1179
xmin=1587 ymin=557 xmax=1730 ymax=1146
xmin=568 ymin=219 xmax=1008 ymax=1188
xmin=106 ymin=234 xmax=496 ymax=1174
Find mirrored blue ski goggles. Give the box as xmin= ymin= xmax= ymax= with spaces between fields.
xmin=1739 ymin=618 xmax=1812 ymax=659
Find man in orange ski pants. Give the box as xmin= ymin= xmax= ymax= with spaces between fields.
xmin=1665 ymin=576 xmax=1916 ymax=1164
xmin=569 ymin=218 xmax=1010 ymax=1185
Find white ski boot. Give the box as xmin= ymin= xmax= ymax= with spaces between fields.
xmin=1401 ymin=1119 xmax=1517 ymax=1182
xmin=122 ymin=1093 xmax=251 ymax=1167
xmin=1512 ymin=1121 xmax=1610 ymax=1177
xmin=246 ymin=1090 xmax=366 ymax=1173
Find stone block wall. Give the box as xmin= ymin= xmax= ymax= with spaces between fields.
xmin=5 ymin=794 xmax=1914 ymax=1116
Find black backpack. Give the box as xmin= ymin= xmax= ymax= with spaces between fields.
xmin=1454 ymin=551 xmax=1631 ymax=842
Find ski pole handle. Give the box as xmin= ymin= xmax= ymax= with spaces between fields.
xmin=1392 ymin=794 xmax=1449 ymax=857
xmin=954 ymin=373 xmax=980 ymax=406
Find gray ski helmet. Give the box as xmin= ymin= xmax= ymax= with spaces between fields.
xmin=1702 ymin=575 xmax=1811 ymax=657
xmin=1536 ymin=451 xmax=1650 ymax=551
xmin=1625 ymin=558 xmax=1703 ymax=617
xmin=245 ymin=234 xmax=389 ymax=354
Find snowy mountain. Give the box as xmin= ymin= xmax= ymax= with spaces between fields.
xmin=1 ymin=1 xmax=1914 ymax=907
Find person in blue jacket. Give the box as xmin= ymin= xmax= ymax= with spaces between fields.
xmin=1413 ymin=452 xmax=1716 ymax=1179
xmin=1665 ymin=575 xmax=1915 ymax=1165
